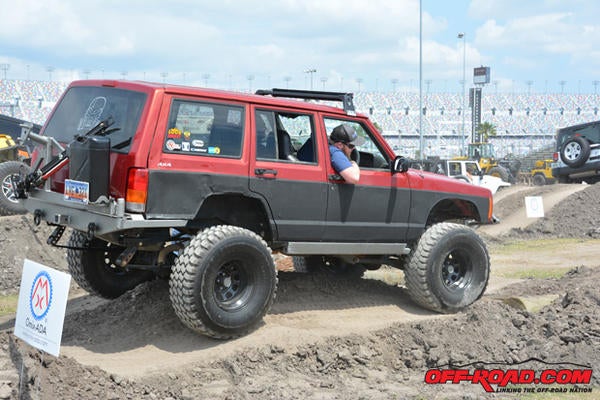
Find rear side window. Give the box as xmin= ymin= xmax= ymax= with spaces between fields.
xmin=43 ymin=86 xmax=146 ymax=153
xmin=164 ymin=99 xmax=244 ymax=158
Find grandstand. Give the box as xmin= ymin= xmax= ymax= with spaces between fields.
xmin=1 ymin=78 xmax=598 ymax=159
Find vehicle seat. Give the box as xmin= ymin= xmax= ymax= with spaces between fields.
xmin=297 ymin=137 xmax=314 ymax=162
xmin=277 ymin=129 xmax=298 ymax=161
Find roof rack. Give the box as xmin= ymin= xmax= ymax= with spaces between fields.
xmin=255 ymin=88 xmax=355 ymax=114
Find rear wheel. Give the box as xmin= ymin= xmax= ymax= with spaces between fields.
xmin=404 ymin=222 xmax=489 ymax=313
xmin=532 ymin=173 xmax=546 ymax=186
xmin=0 ymin=161 xmax=29 ymax=216
xmin=66 ymin=231 xmax=155 ymax=299
xmin=169 ymin=225 xmax=277 ymax=339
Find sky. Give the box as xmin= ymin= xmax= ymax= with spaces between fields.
xmin=1 ymin=0 xmax=600 ymax=94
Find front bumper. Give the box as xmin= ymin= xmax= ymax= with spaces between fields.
xmin=22 ymin=189 xmax=188 ymax=236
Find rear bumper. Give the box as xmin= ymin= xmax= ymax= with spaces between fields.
xmin=22 ymin=189 xmax=187 ymax=236
xmin=552 ymin=159 xmax=600 ymax=179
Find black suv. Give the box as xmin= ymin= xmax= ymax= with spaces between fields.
xmin=552 ymin=120 xmax=600 ymax=183
xmin=15 ymin=81 xmax=495 ymax=339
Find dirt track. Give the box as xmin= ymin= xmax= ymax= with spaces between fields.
xmin=0 ymin=183 xmax=599 ymax=399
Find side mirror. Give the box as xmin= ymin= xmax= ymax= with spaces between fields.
xmin=392 ymin=155 xmax=410 ymax=173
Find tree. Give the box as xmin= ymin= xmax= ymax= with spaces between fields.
xmin=477 ymin=122 xmax=497 ymax=142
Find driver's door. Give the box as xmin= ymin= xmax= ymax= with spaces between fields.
xmin=321 ymin=117 xmax=411 ymax=242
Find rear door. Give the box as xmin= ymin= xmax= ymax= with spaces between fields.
xmin=146 ymin=95 xmax=249 ymax=219
xmin=248 ymin=106 xmax=328 ymax=241
xmin=320 ymin=116 xmax=411 ymax=242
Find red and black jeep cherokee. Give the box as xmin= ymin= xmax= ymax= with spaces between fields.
xmin=17 ymin=80 xmax=495 ymax=339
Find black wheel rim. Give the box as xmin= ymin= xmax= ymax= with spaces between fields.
xmin=214 ymin=261 xmax=251 ymax=311
xmin=441 ymin=250 xmax=471 ymax=290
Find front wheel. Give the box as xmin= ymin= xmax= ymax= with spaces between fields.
xmin=404 ymin=222 xmax=489 ymax=313
xmin=169 ymin=225 xmax=278 ymax=339
xmin=0 ymin=161 xmax=29 ymax=216
xmin=66 ymin=231 xmax=155 ymax=299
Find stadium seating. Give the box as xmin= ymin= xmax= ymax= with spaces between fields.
xmin=1 ymin=78 xmax=599 ymax=158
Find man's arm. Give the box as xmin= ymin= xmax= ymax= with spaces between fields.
xmin=339 ymin=161 xmax=360 ymax=184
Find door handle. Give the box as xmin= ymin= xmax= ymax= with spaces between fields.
xmin=328 ymin=174 xmax=343 ymax=181
xmin=255 ymin=168 xmax=278 ymax=176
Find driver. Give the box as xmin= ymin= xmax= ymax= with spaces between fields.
xmin=329 ymin=124 xmax=363 ymax=184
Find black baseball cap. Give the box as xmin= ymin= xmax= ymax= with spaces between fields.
xmin=330 ymin=124 xmax=365 ymax=146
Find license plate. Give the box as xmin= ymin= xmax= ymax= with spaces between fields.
xmin=64 ymin=179 xmax=90 ymax=204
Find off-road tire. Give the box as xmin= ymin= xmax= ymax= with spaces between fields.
xmin=532 ymin=173 xmax=547 ymax=186
xmin=66 ymin=231 xmax=155 ymax=299
xmin=560 ymin=136 xmax=591 ymax=168
xmin=0 ymin=161 xmax=29 ymax=216
xmin=487 ymin=166 xmax=510 ymax=183
xmin=404 ymin=222 xmax=489 ymax=313
xmin=169 ymin=225 xmax=278 ymax=339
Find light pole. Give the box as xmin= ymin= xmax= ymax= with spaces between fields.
xmin=304 ymin=68 xmax=316 ymax=90
xmin=0 ymin=63 xmax=9 ymax=80
xmin=458 ymin=32 xmax=466 ymax=155
xmin=418 ymin=0 xmax=423 ymax=158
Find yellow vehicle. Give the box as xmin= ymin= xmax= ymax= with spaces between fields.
xmin=454 ymin=142 xmax=519 ymax=183
xmin=530 ymin=159 xmax=555 ymax=185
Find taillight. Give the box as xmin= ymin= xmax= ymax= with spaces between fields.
xmin=126 ymin=168 xmax=148 ymax=213
xmin=552 ymin=152 xmax=558 ymax=162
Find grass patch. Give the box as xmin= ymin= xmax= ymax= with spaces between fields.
xmin=496 ymin=267 xmax=572 ymax=280
xmin=491 ymin=237 xmax=596 ymax=254
xmin=0 ymin=294 xmax=19 ymax=317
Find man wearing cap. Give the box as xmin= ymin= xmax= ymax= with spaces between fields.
xmin=329 ymin=124 xmax=362 ymax=184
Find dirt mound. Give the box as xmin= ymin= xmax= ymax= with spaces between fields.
xmin=509 ymin=183 xmax=600 ymax=239
xmin=0 ymin=215 xmax=68 ymax=295
xmin=4 ymin=266 xmax=598 ymax=400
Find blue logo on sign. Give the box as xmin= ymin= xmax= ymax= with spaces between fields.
xmin=29 ymin=271 xmax=53 ymax=321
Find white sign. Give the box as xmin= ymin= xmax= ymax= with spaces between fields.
xmin=525 ymin=196 xmax=545 ymax=218
xmin=14 ymin=259 xmax=71 ymax=357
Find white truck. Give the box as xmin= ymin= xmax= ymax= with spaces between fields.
xmin=411 ymin=158 xmax=510 ymax=194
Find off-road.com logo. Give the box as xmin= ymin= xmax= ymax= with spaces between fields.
xmin=425 ymin=367 xmax=593 ymax=393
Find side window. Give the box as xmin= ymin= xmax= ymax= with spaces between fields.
xmin=254 ymin=110 xmax=317 ymax=163
xmin=448 ymin=162 xmax=461 ymax=176
xmin=164 ymin=99 xmax=244 ymax=157
xmin=323 ymin=118 xmax=389 ymax=169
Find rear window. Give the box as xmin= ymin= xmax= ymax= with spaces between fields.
xmin=163 ymin=99 xmax=245 ymax=158
xmin=43 ymin=86 xmax=146 ymax=153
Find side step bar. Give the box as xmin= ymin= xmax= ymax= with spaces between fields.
xmin=284 ymin=242 xmax=411 ymax=256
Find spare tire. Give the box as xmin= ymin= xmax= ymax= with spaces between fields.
xmin=560 ymin=136 xmax=590 ymax=168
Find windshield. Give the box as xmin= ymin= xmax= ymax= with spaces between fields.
xmin=43 ymin=86 xmax=147 ymax=153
